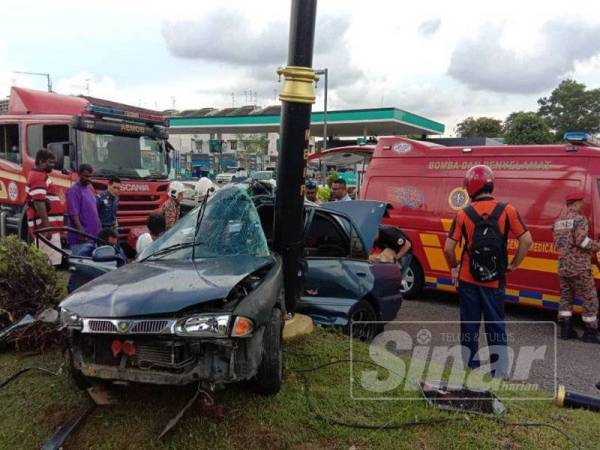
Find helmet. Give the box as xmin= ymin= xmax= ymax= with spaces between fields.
xmin=566 ymin=191 xmax=585 ymax=203
xmin=195 ymin=177 xmax=215 ymax=198
xmin=168 ymin=181 xmax=185 ymax=199
xmin=306 ymin=179 xmax=317 ymax=189
xmin=464 ymin=165 xmax=494 ymax=199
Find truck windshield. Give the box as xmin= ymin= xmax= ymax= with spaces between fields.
xmin=77 ymin=130 xmax=168 ymax=179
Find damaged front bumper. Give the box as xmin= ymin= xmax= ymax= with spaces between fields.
xmin=68 ymin=327 xmax=265 ymax=386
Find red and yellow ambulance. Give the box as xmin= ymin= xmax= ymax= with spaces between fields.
xmin=352 ymin=134 xmax=600 ymax=313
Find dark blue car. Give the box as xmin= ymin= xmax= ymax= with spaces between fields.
xmin=59 ymin=186 xmax=403 ymax=392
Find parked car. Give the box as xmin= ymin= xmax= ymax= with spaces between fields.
xmin=215 ymin=173 xmax=235 ymax=185
xmin=59 ymin=185 xmax=402 ymax=392
xmin=252 ymin=170 xmax=277 ymax=188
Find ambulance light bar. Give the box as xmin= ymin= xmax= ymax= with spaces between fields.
xmin=86 ymin=105 xmax=166 ymax=125
xmin=563 ymin=132 xmax=600 ymax=147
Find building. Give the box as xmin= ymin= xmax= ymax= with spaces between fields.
xmin=167 ymin=106 xmax=445 ymax=173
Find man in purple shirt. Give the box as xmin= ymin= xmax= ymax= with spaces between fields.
xmin=67 ymin=164 xmax=101 ymax=256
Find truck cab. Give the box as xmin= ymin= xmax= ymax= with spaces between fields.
xmin=0 ymin=87 xmax=170 ymax=250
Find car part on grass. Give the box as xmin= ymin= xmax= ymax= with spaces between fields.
xmin=0 ymin=314 xmax=35 ymax=342
xmin=86 ymin=383 xmax=118 ymax=405
xmin=158 ymin=383 xmax=215 ymax=439
xmin=0 ymin=366 xmax=60 ymax=390
xmin=419 ymin=381 xmax=506 ymax=416
xmin=41 ymin=403 xmax=96 ymax=450
xmin=556 ymin=384 xmax=600 ymax=412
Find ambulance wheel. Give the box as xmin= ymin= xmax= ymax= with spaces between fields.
xmin=401 ymin=259 xmax=424 ymax=299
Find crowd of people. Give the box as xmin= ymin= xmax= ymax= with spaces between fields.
xmin=25 ymin=149 xmax=180 ymax=264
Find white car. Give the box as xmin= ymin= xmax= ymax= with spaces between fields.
xmin=252 ymin=171 xmax=276 ymax=188
xmin=216 ymin=173 xmax=235 ymax=185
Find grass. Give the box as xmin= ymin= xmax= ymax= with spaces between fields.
xmin=1 ymin=328 xmax=598 ymax=450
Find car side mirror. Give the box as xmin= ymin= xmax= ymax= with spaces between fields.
xmin=92 ymin=245 xmax=117 ymax=262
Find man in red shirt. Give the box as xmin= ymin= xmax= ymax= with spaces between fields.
xmin=26 ymin=149 xmax=64 ymax=264
xmin=444 ymin=165 xmax=532 ymax=378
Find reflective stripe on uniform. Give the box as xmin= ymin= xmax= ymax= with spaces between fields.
xmin=582 ymin=315 xmax=597 ymax=323
xmin=580 ymin=237 xmax=591 ymax=249
xmin=559 ymin=311 xmax=572 ymax=317
xmin=27 ymin=188 xmax=47 ymax=196
xmin=27 ymin=219 xmax=42 ymax=227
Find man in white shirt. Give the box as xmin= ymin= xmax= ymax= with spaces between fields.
xmin=136 ymin=214 xmax=167 ymax=254
xmin=332 ymin=178 xmax=352 ymax=202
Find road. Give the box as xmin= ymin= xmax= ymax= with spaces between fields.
xmin=387 ymin=290 xmax=600 ymax=397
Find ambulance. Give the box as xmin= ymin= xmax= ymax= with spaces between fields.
xmin=355 ymin=133 xmax=600 ymax=313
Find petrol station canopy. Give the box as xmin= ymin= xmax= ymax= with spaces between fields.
xmin=168 ymin=107 xmax=445 ymax=137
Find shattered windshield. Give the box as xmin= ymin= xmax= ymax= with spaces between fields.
xmin=139 ymin=185 xmax=269 ymax=261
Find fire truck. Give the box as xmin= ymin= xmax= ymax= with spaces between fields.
xmin=0 ymin=87 xmax=171 ymax=252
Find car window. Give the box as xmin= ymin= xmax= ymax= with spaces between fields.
xmin=0 ymin=124 xmax=20 ymax=164
xmin=304 ymin=210 xmax=350 ymax=258
xmin=139 ymin=185 xmax=269 ymax=260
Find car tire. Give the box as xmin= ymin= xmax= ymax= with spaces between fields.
xmin=345 ymin=299 xmax=380 ymax=342
xmin=251 ymin=307 xmax=283 ymax=396
xmin=401 ymin=258 xmax=424 ymax=299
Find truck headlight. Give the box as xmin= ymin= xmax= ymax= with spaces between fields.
xmin=60 ymin=308 xmax=82 ymax=330
xmin=174 ymin=314 xmax=231 ymax=337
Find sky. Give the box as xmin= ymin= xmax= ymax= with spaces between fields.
xmin=2 ymin=0 xmax=600 ymax=135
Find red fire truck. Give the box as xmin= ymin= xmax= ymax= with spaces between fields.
xmin=0 ymin=87 xmax=171 ymax=253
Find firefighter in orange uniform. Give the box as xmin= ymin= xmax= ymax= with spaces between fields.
xmin=553 ymin=191 xmax=600 ymax=344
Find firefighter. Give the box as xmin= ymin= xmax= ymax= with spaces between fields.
xmin=160 ymin=181 xmax=185 ymax=230
xmin=553 ymin=191 xmax=600 ymax=343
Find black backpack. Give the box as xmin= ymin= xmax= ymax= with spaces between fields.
xmin=463 ymin=202 xmax=508 ymax=282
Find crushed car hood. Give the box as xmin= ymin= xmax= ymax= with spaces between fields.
xmin=60 ymin=255 xmax=273 ymax=318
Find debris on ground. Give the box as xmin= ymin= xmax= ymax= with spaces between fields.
xmin=419 ymin=381 xmax=506 ymax=416
xmin=40 ymin=403 xmax=96 ymax=450
xmin=158 ymin=383 xmax=215 ymax=439
xmin=0 ymin=236 xmax=66 ymax=351
xmin=86 ymin=383 xmax=118 ymax=406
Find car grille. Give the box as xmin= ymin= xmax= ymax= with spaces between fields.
xmin=83 ymin=319 xmax=174 ymax=335
xmin=80 ymin=336 xmax=193 ymax=371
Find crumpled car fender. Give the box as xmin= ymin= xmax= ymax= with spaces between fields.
xmin=233 ymin=255 xmax=284 ymax=327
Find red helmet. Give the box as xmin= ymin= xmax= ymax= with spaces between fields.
xmin=464 ymin=165 xmax=494 ymax=198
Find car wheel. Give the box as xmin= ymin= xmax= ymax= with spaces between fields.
xmin=346 ymin=300 xmax=380 ymax=342
xmin=251 ymin=307 xmax=283 ymax=396
xmin=401 ymin=259 xmax=424 ymax=299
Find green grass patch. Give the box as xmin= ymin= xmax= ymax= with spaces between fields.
xmin=0 ymin=329 xmax=597 ymax=449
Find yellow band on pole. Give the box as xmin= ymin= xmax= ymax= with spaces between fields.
xmin=277 ymin=66 xmax=318 ymax=104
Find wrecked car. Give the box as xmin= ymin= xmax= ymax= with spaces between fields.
xmin=255 ymin=197 xmax=404 ymax=341
xmin=60 ymin=185 xmax=284 ymax=394
xmin=59 ymin=185 xmax=402 ymax=391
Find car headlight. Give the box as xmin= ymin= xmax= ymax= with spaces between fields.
xmin=60 ymin=308 xmax=83 ymax=330
xmin=174 ymin=314 xmax=231 ymax=337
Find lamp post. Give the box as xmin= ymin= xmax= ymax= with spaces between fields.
xmin=273 ymin=0 xmax=318 ymax=314
xmin=315 ymin=68 xmax=328 ymax=151
xmin=13 ymin=71 xmax=52 ymax=92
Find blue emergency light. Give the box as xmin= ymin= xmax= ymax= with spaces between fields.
xmin=563 ymin=131 xmax=600 ymax=147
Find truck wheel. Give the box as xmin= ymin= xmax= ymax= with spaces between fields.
xmin=345 ymin=299 xmax=380 ymax=342
xmin=401 ymin=259 xmax=424 ymax=299
xmin=251 ymin=307 xmax=283 ymax=396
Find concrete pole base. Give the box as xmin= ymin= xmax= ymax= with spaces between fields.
xmin=283 ymin=313 xmax=314 ymax=341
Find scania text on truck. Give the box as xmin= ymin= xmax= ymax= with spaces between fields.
xmin=0 ymin=87 xmax=171 ymax=252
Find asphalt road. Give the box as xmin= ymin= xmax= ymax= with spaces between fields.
xmin=387 ymin=290 xmax=600 ymax=397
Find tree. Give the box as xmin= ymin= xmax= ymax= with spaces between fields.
xmin=503 ymin=111 xmax=555 ymax=145
xmin=238 ymin=133 xmax=269 ymax=156
xmin=538 ymin=79 xmax=600 ymax=139
xmin=455 ymin=116 xmax=503 ymax=138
